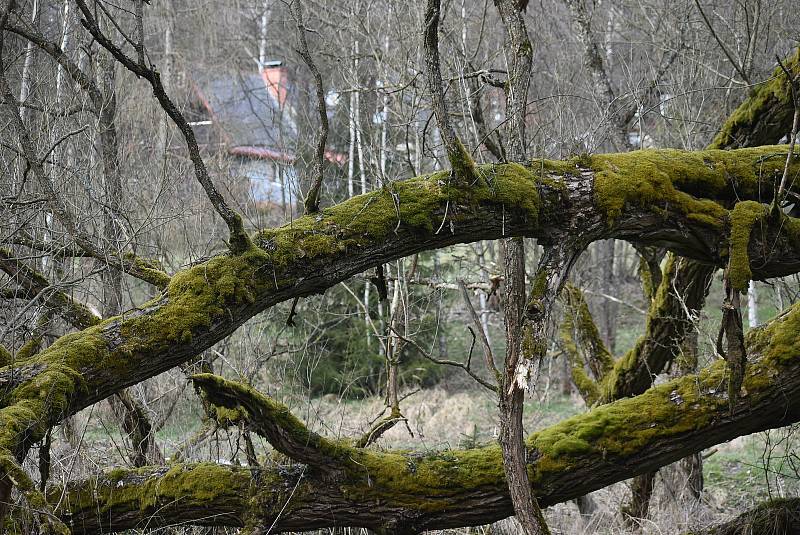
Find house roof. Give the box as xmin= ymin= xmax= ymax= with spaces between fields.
xmin=191 ymin=68 xmax=345 ymax=165
xmin=191 ymin=68 xmax=296 ymax=154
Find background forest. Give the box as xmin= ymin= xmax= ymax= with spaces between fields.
xmin=1 ymin=0 xmax=800 ymax=533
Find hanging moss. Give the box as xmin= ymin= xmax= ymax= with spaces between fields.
xmin=728 ymin=201 xmax=769 ymax=291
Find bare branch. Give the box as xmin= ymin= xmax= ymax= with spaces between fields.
xmin=73 ymin=0 xmax=250 ymax=254
xmin=423 ymin=0 xmax=477 ymax=182
xmin=459 ymin=280 xmax=500 ymax=380
xmin=291 ymin=0 xmax=329 ymax=214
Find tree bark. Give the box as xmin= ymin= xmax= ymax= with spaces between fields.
xmin=500 ymin=237 xmax=550 ymax=535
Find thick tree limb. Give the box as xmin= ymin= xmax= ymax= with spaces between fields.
xmin=560 ymin=283 xmax=614 ymax=385
xmin=46 ymin=302 xmax=800 ymax=533
xmin=712 ymin=49 xmax=800 ymax=150
xmin=191 ymin=374 xmax=348 ymax=475
xmin=2 ymin=47 xmax=800 ymax=518
xmin=598 ymin=255 xmax=714 ymax=402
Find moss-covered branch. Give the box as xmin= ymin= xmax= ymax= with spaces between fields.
xmin=560 ymin=283 xmax=614 ymax=385
xmin=42 ymin=300 xmax=800 ymax=533
xmin=191 ymin=373 xmax=350 ymax=473
xmin=711 ymin=48 xmax=800 ymax=150
xmin=597 ymin=46 xmax=800 ymax=407
xmin=598 ymin=255 xmax=714 ymax=402
xmin=1 ymin=147 xmax=799 ymax=462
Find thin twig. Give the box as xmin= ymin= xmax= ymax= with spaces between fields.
xmin=458 ymin=280 xmax=500 ymax=380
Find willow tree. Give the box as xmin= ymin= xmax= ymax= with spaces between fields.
xmin=1 ymin=1 xmax=800 ymax=534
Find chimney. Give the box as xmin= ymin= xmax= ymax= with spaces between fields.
xmin=261 ymin=61 xmax=288 ymax=108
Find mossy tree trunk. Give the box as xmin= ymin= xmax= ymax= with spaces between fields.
xmin=493 ymin=0 xmax=551 ymax=532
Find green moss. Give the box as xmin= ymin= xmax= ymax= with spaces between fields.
xmin=124 ymin=253 xmax=171 ymax=289
xmin=0 ymin=343 xmax=92 ymax=453
xmin=340 ymin=305 xmax=800 ymax=506
xmin=728 ymin=201 xmax=769 ymax=291
xmin=0 ymin=451 xmax=70 ymax=534
xmin=549 ymin=437 xmax=592 ymax=456
xmin=0 ymin=345 xmax=11 ymax=367
xmin=638 ymin=256 xmax=655 ymax=301
xmin=118 ymin=247 xmax=271 ymax=356
xmin=530 ymin=297 xmax=800 ymax=477
xmin=343 ymin=446 xmax=506 ymax=511
xmin=529 ymin=358 xmax=730 ymax=474
xmin=570 ymin=366 xmax=600 ymax=405
xmin=558 ymin=307 xmax=600 ymax=405
xmin=712 ymin=48 xmax=800 ymax=149
xmin=473 ymin=163 xmax=541 ymax=218
xmin=745 ymin=301 xmax=800 ymax=370
xmin=52 ymin=463 xmax=252 ymax=517
xmin=15 ymin=338 xmax=41 ymax=361
xmin=562 ymin=284 xmax=614 ymax=378
xmin=591 ymin=146 xmax=797 ymax=226
xmin=529 ymin=156 xmax=584 ymax=178
xmin=558 ymin=286 xmax=609 ymax=405
xmin=448 ymin=138 xmax=478 ymax=184
xmin=191 ymin=373 xmax=357 ymax=465
xmin=254 ymin=163 xmax=542 ymax=270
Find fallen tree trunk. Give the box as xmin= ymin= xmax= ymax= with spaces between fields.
xmin=45 ymin=300 xmax=800 ymax=533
